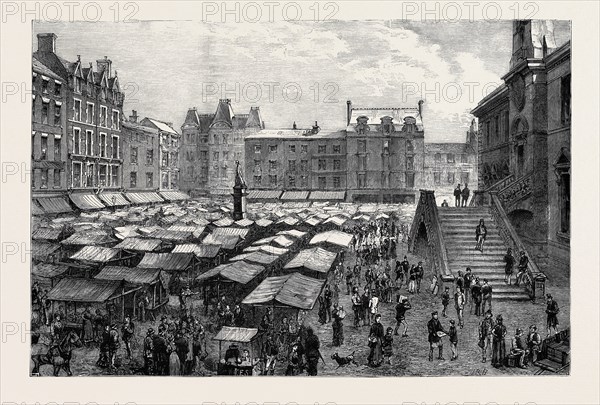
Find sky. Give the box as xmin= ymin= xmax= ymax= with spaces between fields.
xmin=33 ymin=20 xmax=570 ymax=142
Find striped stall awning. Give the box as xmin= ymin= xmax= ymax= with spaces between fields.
xmin=98 ymin=192 xmax=130 ymax=207
xmin=69 ymin=194 xmax=105 ymax=210
xmin=36 ymin=197 xmax=73 ymax=214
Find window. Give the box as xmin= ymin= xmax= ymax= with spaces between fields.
xmin=503 ymin=111 xmax=509 ymax=141
xmin=494 ymin=115 xmax=499 ymax=141
xmin=74 ymin=77 xmax=82 ymax=93
xmin=72 ymin=162 xmax=82 ymax=187
xmin=289 ymin=145 xmax=296 ymax=153
xmin=213 ymin=134 xmax=219 ymax=145
xmin=357 ymin=173 xmax=366 ymax=189
xmin=517 ymin=144 xmax=525 ymax=176
xmin=318 ymin=145 xmax=326 ymax=154
xmin=288 ymin=176 xmax=296 ymax=187
xmin=485 ymin=121 xmax=490 ymax=146
xmin=235 ymin=152 xmax=242 ymax=160
xmin=561 ymin=74 xmax=571 ymax=125
xmin=333 ymin=145 xmax=341 ymax=154
xmin=73 ymin=128 xmax=81 ymax=154
xmin=358 ymin=140 xmax=366 ymax=153
xmin=146 ymin=149 xmax=154 ymax=165
xmin=254 ymin=144 xmax=261 ymax=153
xmin=461 ymin=154 xmax=467 ymax=164
xmin=559 ymin=171 xmax=570 ymax=233
xmin=53 ymin=170 xmax=61 ymax=187
xmin=54 ymin=136 xmax=61 ymax=160
xmin=300 ymin=160 xmax=308 ymax=172
xmin=447 ymin=172 xmax=455 ymax=184
xmin=300 ymin=175 xmax=308 ymax=187
xmin=333 ymin=176 xmax=341 ymax=189
xmin=99 ymin=133 xmax=107 ymax=158
xmin=254 ymin=175 xmax=262 ymax=185
xmin=41 ymin=101 xmax=49 ymax=124
xmin=269 ymin=160 xmax=277 ymax=170
xmin=54 ymin=82 xmax=61 ymax=96
xmin=171 ymin=152 xmax=178 ymax=166
xmin=86 ymin=103 xmax=94 ymax=124
xmin=222 ymin=151 xmax=229 ymax=160
xmin=213 ymin=152 xmax=219 ymax=160
xmin=110 ymin=165 xmax=119 ymax=187
xmin=32 ymin=96 xmax=36 ymax=119
xmin=111 ymin=136 xmax=119 ymax=159
xmin=49 ymin=105 xmax=60 ymax=129
xmin=85 ymin=130 xmax=93 ymax=156
xmin=406 ymin=156 xmax=414 ymax=171
xmin=301 ymin=144 xmax=308 ymax=153
xmin=254 ymin=159 xmax=261 ymax=169
xmin=434 ymin=172 xmax=441 ymax=185
xmin=40 ymin=135 xmax=47 ymax=160
xmin=358 ymin=156 xmax=367 ymax=171
xmin=406 ymin=172 xmax=415 ymax=188
xmin=269 ymin=175 xmax=277 ymax=186
xmin=318 ymin=177 xmax=326 ymax=189
xmin=288 ymin=160 xmax=296 ymax=171
xmin=318 ymin=159 xmax=326 ymax=170
xmin=447 ymin=153 xmax=455 ymax=163
xmin=163 ymin=153 xmax=170 ymax=167
xmin=146 ymin=172 xmax=153 ymax=188
xmin=42 ymin=79 xmax=49 ymax=93
xmin=383 ymin=140 xmax=389 ymax=154
xmin=406 ymin=140 xmax=414 ymax=152
xmin=111 ymin=110 xmax=120 ymax=130
xmin=171 ymin=172 xmax=178 ymax=189
xmin=85 ymin=163 xmax=94 ymax=187
xmin=333 ymin=159 xmax=341 ymax=170
xmin=130 ymin=172 xmax=137 ymax=188
xmin=222 ymin=134 xmax=229 ymax=144
xmin=73 ymin=100 xmax=81 ymax=121
xmin=131 ymin=146 xmax=138 ymax=164
xmin=40 ymin=169 xmax=48 ymax=189
xmin=269 ymin=145 xmax=278 ymax=153
xmin=99 ymin=165 xmax=107 ymax=186
xmin=100 ymin=106 xmax=107 ymax=127
xmin=200 ymin=151 xmax=208 ymax=159
xmin=434 ymin=153 xmax=441 ymax=163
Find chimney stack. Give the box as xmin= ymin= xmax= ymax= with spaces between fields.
xmin=418 ymin=100 xmax=424 ymax=119
xmin=96 ymin=56 xmax=112 ymax=77
xmin=37 ymin=33 xmax=57 ymax=53
xmin=311 ymin=121 xmax=320 ymax=134
xmin=129 ymin=110 xmax=138 ymax=123
xmin=346 ymin=100 xmax=352 ymax=125
xmin=293 ymin=121 xmax=297 ymax=130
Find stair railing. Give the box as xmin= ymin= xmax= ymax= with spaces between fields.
xmin=489 ymin=191 xmax=546 ymax=300
xmin=496 ymin=172 xmax=534 ymax=209
xmin=469 ymin=174 xmax=516 ymax=207
xmin=408 ymin=190 xmax=453 ymax=286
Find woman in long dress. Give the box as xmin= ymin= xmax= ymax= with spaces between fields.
xmin=367 ymin=314 xmax=384 ymax=367
xmin=332 ymin=305 xmax=345 ymax=346
xmin=168 ymin=337 xmax=182 ymax=376
xmin=82 ymin=306 xmax=95 ymax=345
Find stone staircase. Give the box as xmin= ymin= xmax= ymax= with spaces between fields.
xmin=438 ymin=206 xmax=530 ymax=301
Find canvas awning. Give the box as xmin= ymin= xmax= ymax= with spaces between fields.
xmin=238 ymin=251 xmax=280 ymax=266
xmin=277 ymin=216 xmax=299 ymax=226
xmin=272 ymin=235 xmax=295 ymax=248
xmin=203 ymin=234 xmax=240 ymax=250
xmin=31 ymin=242 xmax=61 ymax=261
xmin=31 ymin=201 xmax=45 ymax=216
xmin=31 ymin=263 xmax=69 ymax=279
xmin=61 ymin=232 xmax=117 ymax=246
xmin=242 ymin=273 xmax=325 ymax=310
xmin=98 ymin=192 xmax=130 ymax=207
xmin=36 ymin=197 xmax=73 ymax=214
xmin=95 ymin=266 xmax=163 ymax=286
xmin=252 ymin=236 xmax=277 ymax=246
xmin=309 ymin=230 xmax=354 ymax=248
xmin=144 ymin=228 xmax=192 ymax=242
xmin=69 ymin=194 xmax=105 ymax=210
xmin=277 ymin=229 xmax=307 ymax=239
xmin=212 ymin=227 xmax=249 ymax=239
xmin=196 ymin=261 xmax=265 ymax=285
xmin=47 ymin=278 xmax=123 ymax=302
xmin=159 ymin=190 xmax=190 ymax=201
xmin=115 ymin=237 xmax=162 ymax=252
xmin=137 ymin=252 xmax=194 ymax=271
xmin=309 ymin=191 xmax=346 ymax=201
xmin=280 ymin=191 xmax=309 ymax=200
xmin=246 ymin=190 xmax=282 ymax=200
xmin=125 ymin=192 xmax=164 ymax=204
xmin=212 ymin=217 xmax=235 ymax=227
xmin=283 ymin=247 xmax=338 ymax=274
xmin=234 ymin=218 xmax=254 ymax=227
xmin=213 ymin=326 xmax=259 ymax=343
xmin=69 ymin=246 xmax=121 ymax=263
xmin=32 ymin=227 xmax=63 ymax=241
xmin=259 ymin=245 xmax=288 ymax=256
xmin=171 ymin=243 xmax=222 ymax=259
xmin=254 ymin=218 xmax=273 ymax=227
xmin=304 ymin=217 xmax=322 ymax=226
xmin=324 ymin=216 xmax=348 ymax=227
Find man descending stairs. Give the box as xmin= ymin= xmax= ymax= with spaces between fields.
xmin=438 ymin=206 xmax=530 ymax=301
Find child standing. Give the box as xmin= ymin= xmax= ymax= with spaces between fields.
xmin=441 ymin=287 xmax=450 ymax=317
xmin=449 ymin=320 xmax=458 ymax=361
xmin=382 ymin=327 xmax=394 ymax=365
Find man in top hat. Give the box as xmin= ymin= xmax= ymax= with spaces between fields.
xmin=415 ymin=261 xmax=425 ymax=294
xmin=545 ymin=294 xmax=560 ymax=337
xmin=427 ymin=311 xmax=447 ymax=361
xmin=448 ymin=320 xmax=458 ymax=361
xmin=527 ymin=325 xmax=542 ymax=364
xmin=479 ymin=310 xmax=494 ymax=363
xmin=454 ymin=184 xmax=462 ymax=207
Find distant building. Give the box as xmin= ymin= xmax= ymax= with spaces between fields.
xmin=345 ymin=101 xmax=425 ymax=203
xmin=139 ymin=117 xmax=180 ymax=190
xmin=33 ymin=33 xmax=125 ymax=200
xmin=471 ymin=20 xmax=570 ymax=272
xmin=244 ymin=123 xmax=347 ymax=193
xmin=122 ymin=110 xmax=160 ymax=191
xmin=180 ymin=108 xmax=212 ymax=195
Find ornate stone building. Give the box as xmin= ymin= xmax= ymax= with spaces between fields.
xmin=471 ymin=20 xmax=570 ymax=272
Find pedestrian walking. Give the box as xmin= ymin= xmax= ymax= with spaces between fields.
xmin=382 ymin=327 xmax=394 ymax=365
xmin=454 ymin=184 xmax=462 ymax=207
xmin=367 ymin=314 xmax=384 ymax=367
xmin=441 ymin=287 xmax=450 ymax=317
xmin=545 ymin=294 xmax=560 ymax=337
xmin=461 ymin=183 xmax=470 ymax=207
xmin=481 ymin=279 xmax=492 ymax=313
xmin=475 ymin=219 xmax=487 ymax=252
xmin=448 ymin=320 xmax=458 ymax=360
xmin=492 ymin=314 xmax=507 ymax=367
xmin=454 ymin=287 xmax=465 ymax=328
xmin=394 ymin=296 xmax=411 ymax=336
xmin=478 ymin=310 xmax=494 ymax=363
xmin=427 ymin=311 xmax=446 ymax=361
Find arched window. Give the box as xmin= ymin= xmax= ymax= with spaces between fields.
xmin=554 ymin=148 xmax=570 ymax=234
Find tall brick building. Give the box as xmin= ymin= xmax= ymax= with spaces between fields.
xmin=138 ymin=117 xmax=180 ymax=190
xmin=471 ymin=20 xmax=570 ymax=272
xmin=121 ymin=111 xmax=160 ymax=191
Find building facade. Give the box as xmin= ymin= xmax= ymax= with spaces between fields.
xmin=33 ymin=33 xmax=125 ymax=198
xmin=122 ymin=111 xmax=160 ymax=191
xmin=244 ymin=123 xmax=347 ymax=192
xmin=139 ymin=117 xmax=180 ymax=190
xmin=471 ymin=20 xmax=570 ymax=272
xmin=345 ymin=101 xmax=425 ymax=203
xmin=180 ymin=108 xmax=212 ymax=195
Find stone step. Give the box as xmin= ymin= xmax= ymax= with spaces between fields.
xmin=446 ymin=247 xmax=507 ymax=254
xmin=492 ymin=293 xmax=531 ymax=301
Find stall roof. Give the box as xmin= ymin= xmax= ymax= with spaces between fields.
xmin=277 ymin=229 xmax=307 ymax=239
xmin=309 ymin=191 xmax=346 ymax=201
xmin=115 ymin=237 xmax=162 ymax=252
xmin=240 ymin=251 xmax=280 ymax=266
xmin=196 ymin=261 xmax=265 ymax=285
xmin=309 ymin=230 xmax=354 ymax=248
xmin=31 ymin=262 xmax=69 ymax=279
xmin=61 ymin=233 xmax=117 ymax=246
xmin=252 ymin=236 xmax=277 ymax=246
xmin=259 ymin=245 xmax=289 ymax=256
xmin=36 ymin=197 xmax=73 ymax=214
xmin=95 ymin=266 xmax=162 ymax=285
xmin=171 ymin=243 xmax=221 ymax=259
xmin=280 ymin=191 xmax=309 ymax=200
xmin=246 ymin=190 xmax=282 ymax=200
xmin=32 ymin=227 xmax=63 ymax=241
xmin=254 ymin=218 xmax=274 ymax=227
xmin=243 ymin=245 xmax=262 ymax=253
xmin=212 ymin=227 xmax=249 ymax=239
xmin=137 ymin=253 xmax=194 ymax=271
xmin=212 ymin=217 xmax=235 ymax=227
xmin=124 ymin=192 xmax=164 ymax=204
xmin=229 ymin=253 xmax=253 ymax=262
xmin=145 ymin=228 xmax=192 ymax=242
xmin=283 ymin=247 xmax=337 ymax=274
xmin=277 ymin=216 xmax=300 ymax=226
xmin=324 ymin=216 xmax=348 ymax=227
xmin=203 ymin=234 xmax=240 ymax=250
xmin=32 ymin=201 xmax=45 ymax=216
xmin=69 ymin=194 xmax=105 ymax=210
xmin=242 ymin=273 xmax=325 ymax=310
xmin=48 ymin=278 xmax=122 ymax=302
xmin=32 ymin=242 xmax=61 ymax=261
xmin=69 ymin=246 xmax=121 ymax=263
xmin=159 ymin=190 xmax=191 ymax=201
xmin=98 ymin=192 xmax=130 ymax=207
xmin=304 ymin=217 xmax=322 ymax=226
xmin=213 ymin=326 xmax=259 ymax=343
xmin=234 ymin=218 xmax=254 ymax=227
xmin=272 ymin=235 xmax=295 ymax=248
